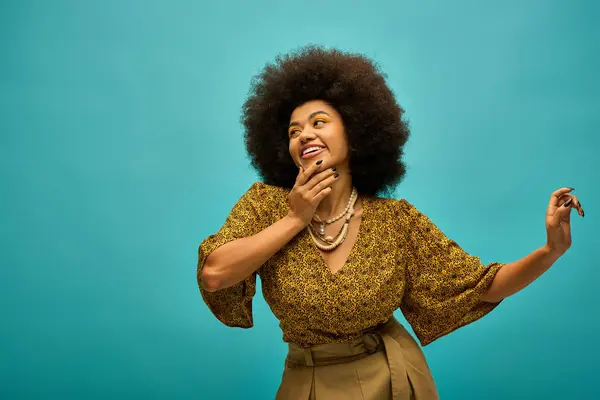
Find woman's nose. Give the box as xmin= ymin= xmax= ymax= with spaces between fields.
xmin=299 ymin=127 xmax=316 ymax=142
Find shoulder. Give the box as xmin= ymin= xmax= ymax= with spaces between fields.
xmin=396 ymin=198 xmax=423 ymax=219
xmin=246 ymin=181 xmax=290 ymax=201
xmin=242 ymin=181 xmax=290 ymax=217
xmin=368 ymin=195 xmax=415 ymax=218
xmin=369 ymin=196 xmax=434 ymax=237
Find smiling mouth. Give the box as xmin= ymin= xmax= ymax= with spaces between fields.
xmin=301 ymin=147 xmax=326 ymax=159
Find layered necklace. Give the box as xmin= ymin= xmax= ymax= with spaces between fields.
xmin=307 ymin=187 xmax=358 ymax=251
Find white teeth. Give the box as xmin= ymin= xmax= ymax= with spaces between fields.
xmin=302 ymin=146 xmax=323 ymax=156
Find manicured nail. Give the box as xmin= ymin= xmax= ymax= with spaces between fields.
xmin=568 ymin=187 xmax=575 ymax=191
xmin=316 ymin=160 xmax=323 ymax=165
xmin=331 ymin=167 xmax=337 ymax=172
xmin=334 ymin=173 xmax=339 ymax=178
xmin=579 ymin=201 xmax=584 ymax=217
xmin=564 ymin=198 xmax=573 ymax=207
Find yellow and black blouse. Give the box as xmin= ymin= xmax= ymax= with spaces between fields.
xmin=197 ymin=182 xmax=504 ymax=347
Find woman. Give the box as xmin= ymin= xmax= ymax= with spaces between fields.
xmin=197 ymin=46 xmax=584 ymax=399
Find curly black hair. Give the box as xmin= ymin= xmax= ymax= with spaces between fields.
xmin=241 ymin=45 xmax=410 ymax=197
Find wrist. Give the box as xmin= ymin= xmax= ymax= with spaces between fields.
xmin=284 ymin=213 xmax=309 ymax=231
xmin=543 ymin=243 xmax=565 ymax=261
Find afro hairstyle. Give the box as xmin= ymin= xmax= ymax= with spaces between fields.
xmin=241 ymin=45 xmax=410 ymax=197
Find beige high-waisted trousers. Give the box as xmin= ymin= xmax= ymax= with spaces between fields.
xmin=276 ymin=317 xmax=439 ymax=400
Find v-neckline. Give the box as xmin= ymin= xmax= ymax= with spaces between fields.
xmin=307 ymin=196 xmax=369 ymax=276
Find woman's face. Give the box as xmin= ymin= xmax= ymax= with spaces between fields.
xmin=288 ymin=100 xmax=349 ymax=171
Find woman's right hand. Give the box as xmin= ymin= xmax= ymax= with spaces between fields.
xmin=286 ymin=160 xmax=339 ymax=226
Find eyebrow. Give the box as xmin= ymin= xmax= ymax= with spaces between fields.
xmin=289 ymin=111 xmax=331 ymax=128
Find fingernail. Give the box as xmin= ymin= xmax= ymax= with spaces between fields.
xmin=334 ymin=173 xmax=339 ymax=178
xmin=316 ymin=160 xmax=323 ymax=165
xmin=568 ymin=187 xmax=575 ymax=191
xmin=564 ymin=198 xmax=573 ymax=207
xmin=331 ymin=167 xmax=337 ymax=172
xmin=579 ymin=201 xmax=585 ymax=217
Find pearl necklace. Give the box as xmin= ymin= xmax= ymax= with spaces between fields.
xmin=308 ymin=187 xmax=358 ymax=251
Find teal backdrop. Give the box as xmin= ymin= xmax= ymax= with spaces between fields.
xmin=1 ymin=0 xmax=598 ymax=399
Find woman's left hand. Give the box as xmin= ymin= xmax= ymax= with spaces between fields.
xmin=545 ymin=187 xmax=584 ymax=255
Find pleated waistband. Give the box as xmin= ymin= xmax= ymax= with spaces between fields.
xmin=285 ymin=317 xmax=403 ymax=367
xmin=280 ymin=317 xmax=439 ymax=399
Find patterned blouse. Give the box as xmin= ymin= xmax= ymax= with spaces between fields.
xmin=197 ymin=182 xmax=504 ymax=347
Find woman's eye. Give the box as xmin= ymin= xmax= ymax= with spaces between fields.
xmin=314 ymin=119 xmax=326 ymax=127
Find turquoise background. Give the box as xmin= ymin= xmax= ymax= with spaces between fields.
xmin=1 ymin=0 xmax=598 ymax=398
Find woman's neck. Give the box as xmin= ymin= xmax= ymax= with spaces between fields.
xmin=314 ymin=173 xmax=354 ymax=220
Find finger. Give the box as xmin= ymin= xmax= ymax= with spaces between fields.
xmin=297 ymin=160 xmax=324 ymax=186
xmin=552 ymin=197 xmax=574 ymax=225
xmin=295 ymin=165 xmax=303 ymax=180
xmin=555 ymin=194 xmax=584 ymax=217
xmin=556 ymin=193 xmax=571 ymax=206
xmin=569 ymin=195 xmax=584 ymax=217
xmin=577 ymin=200 xmax=585 ymax=217
xmin=548 ymin=187 xmax=575 ymax=208
xmin=314 ymin=186 xmax=333 ymax=203
xmin=306 ymin=168 xmax=337 ymax=191
xmin=309 ymin=173 xmax=338 ymax=197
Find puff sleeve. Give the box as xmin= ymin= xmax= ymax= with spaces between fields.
xmin=197 ymin=181 xmax=271 ymax=328
xmin=399 ymin=200 xmax=505 ymax=346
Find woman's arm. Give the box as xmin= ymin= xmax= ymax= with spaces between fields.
xmin=480 ymin=245 xmax=561 ymax=302
xmin=202 ymin=162 xmax=337 ymax=292
xmin=481 ymin=187 xmax=584 ymax=303
xmin=201 ymin=215 xmax=306 ymax=292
